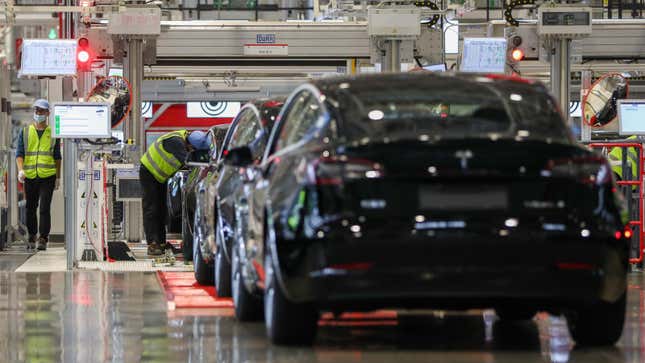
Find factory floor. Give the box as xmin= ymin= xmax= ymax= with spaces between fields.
xmin=1 ymin=246 xmax=644 ymax=363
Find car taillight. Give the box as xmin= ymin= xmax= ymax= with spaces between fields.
xmin=544 ymin=156 xmax=612 ymax=185
xmin=616 ymin=227 xmax=633 ymax=240
xmin=307 ymin=156 xmax=384 ymax=185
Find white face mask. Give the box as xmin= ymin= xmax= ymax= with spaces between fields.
xmin=33 ymin=113 xmax=47 ymax=123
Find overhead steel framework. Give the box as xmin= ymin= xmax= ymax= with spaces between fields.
xmin=155 ymin=20 xmax=370 ymax=61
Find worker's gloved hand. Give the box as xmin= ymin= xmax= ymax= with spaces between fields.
xmin=55 ymin=178 xmax=60 ymax=191
xmin=18 ymin=170 xmax=25 ymax=183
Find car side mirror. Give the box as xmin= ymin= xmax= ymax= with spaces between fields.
xmin=224 ymin=146 xmax=254 ymax=167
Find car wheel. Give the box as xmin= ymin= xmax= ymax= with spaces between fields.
xmin=193 ymin=214 xmax=214 ymax=286
xmin=264 ymin=246 xmax=318 ymax=346
xmin=495 ymin=308 xmax=535 ymax=321
xmin=232 ymin=241 xmax=263 ymax=321
xmin=565 ymin=292 xmax=626 ymax=346
xmin=214 ymin=223 xmax=232 ymax=297
xmin=181 ymin=209 xmax=193 ymax=262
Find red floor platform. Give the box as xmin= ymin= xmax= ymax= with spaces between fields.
xmin=157 ymin=271 xmax=398 ymax=325
xmin=157 ymin=271 xmax=234 ymax=310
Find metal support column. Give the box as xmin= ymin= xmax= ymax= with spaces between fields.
xmin=77 ymin=72 xmax=94 ymax=101
xmin=390 ymin=40 xmax=401 ymax=73
xmin=550 ymin=39 xmax=571 ymax=128
xmin=64 ymin=140 xmax=77 ymax=270
xmin=124 ymin=38 xmax=144 ymax=243
xmin=3 ymin=0 xmax=18 ymax=246
xmin=382 ymin=40 xmax=401 ymax=73
xmin=580 ymin=70 xmax=593 ymax=142
xmin=61 ymin=0 xmax=76 ymax=269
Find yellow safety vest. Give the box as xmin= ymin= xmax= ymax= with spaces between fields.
xmin=23 ymin=125 xmax=56 ymax=179
xmin=140 ymin=130 xmax=188 ymax=183
xmin=609 ymin=136 xmax=639 ymax=181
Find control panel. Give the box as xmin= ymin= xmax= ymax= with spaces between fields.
xmin=537 ymin=6 xmax=592 ymax=37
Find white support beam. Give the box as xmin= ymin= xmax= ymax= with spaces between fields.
xmin=144 ymin=102 xmax=171 ymax=129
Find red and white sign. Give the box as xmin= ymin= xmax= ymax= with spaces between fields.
xmin=187 ymin=102 xmax=241 ymax=118
xmin=243 ymin=44 xmax=289 ymax=56
xmin=147 ymin=103 xmax=233 ymax=129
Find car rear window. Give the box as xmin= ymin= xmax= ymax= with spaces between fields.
xmin=336 ymin=81 xmax=572 ymax=144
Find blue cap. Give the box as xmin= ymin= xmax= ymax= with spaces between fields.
xmin=187 ymin=131 xmax=210 ymax=151
xmin=33 ymin=99 xmax=50 ymax=110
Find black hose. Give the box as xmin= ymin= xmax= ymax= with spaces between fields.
xmin=504 ymin=0 xmax=535 ymax=26
xmin=415 ymin=1 xmax=441 ymax=28
xmin=83 ymin=137 xmax=119 ymax=145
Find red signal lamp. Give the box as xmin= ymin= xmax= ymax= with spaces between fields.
xmin=77 ymin=50 xmax=90 ymax=63
xmin=76 ymin=37 xmax=92 ymax=71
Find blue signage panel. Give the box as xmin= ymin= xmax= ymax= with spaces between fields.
xmin=256 ymin=34 xmax=276 ymax=44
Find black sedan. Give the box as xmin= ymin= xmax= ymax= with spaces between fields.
xmin=223 ymin=73 xmax=629 ymax=346
xmin=213 ymin=99 xmax=284 ymax=297
xmin=166 ymin=126 xmax=228 ymax=265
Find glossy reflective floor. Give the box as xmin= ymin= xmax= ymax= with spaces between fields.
xmin=0 ymin=265 xmax=644 ymax=362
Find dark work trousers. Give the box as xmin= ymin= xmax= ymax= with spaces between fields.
xmin=140 ymin=165 xmax=168 ymax=246
xmin=24 ymin=176 xmax=56 ymax=241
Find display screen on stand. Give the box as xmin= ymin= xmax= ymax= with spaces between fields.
xmin=460 ymin=38 xmax=507 ymax=74
xmin=51 ymin=103 xmax=112 ymax=138
xmin=19 ymin=39 xmax=77 ymax=77
xmin=618 ymin=100 xmax=645 ymax=135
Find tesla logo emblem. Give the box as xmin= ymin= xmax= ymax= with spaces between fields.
xmin=454 ymin=150 xmax=473 ymax=169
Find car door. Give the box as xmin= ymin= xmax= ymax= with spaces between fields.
xmin=248 ymin=88 xmax=328 ymax=284
xmin=267 ymin=91 xmax=327 ymax=225
xmin=216 ymin=108 xmax=264 ymax=257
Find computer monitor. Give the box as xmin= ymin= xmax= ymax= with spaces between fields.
xmin=460 ymin=38 xmax=507 ymax=74
xmin=108 ymin=67 xmax=124 ymax=77
xmin=19 ymin=39 xmax=77 ymax=77
xmin=618 ymin=100 xmax=645 ymax=135
xmin=51 ymin=103 xmax=111 ymax=138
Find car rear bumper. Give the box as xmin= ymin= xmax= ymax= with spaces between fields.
xmin=275 ymin=234 xmax=628 ymax=310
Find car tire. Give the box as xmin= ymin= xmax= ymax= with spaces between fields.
xmin=193 ymin=215 xmax=214 ymax=286
xmin=232 ymin=242 xmax=263 ymax=321
xmin=264 ymin=246 xmax=318 ymax=346
xmin=565 ymin=292 xmax=626 ymax=346
xmin=182 ymin=210 xmax=193 ymax=262
xmin=215 ymin=225 xmax=232 ymax=297
xmin=495 ymin=308 xmax=535 ymax=321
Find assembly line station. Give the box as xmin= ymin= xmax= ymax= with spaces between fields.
xmin=1 ymin=0 xmax=645 ymax=361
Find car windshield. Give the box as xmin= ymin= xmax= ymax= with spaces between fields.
xmin=336 ymin=82 xmax=572 ymax=144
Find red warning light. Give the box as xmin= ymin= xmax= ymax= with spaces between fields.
xmin=76 ymin=37 xmax=92 ymax=71
xmin=77 ymin=50 xmax=90 ymax=63
xmin=511 ymin=48 xmax=525 ymax=62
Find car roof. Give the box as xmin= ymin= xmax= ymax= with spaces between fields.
xmin=311 ymin=72 xmax=545 ymax=96
xmin=249 ymin=97 xmax=285 ymax=111
xmin=247 ymin=97 xmax=285 ymax=128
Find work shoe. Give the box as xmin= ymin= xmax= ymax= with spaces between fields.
xmin=27 ymin=237 xmax=36 ymax=250
xmin=164 ymin=243 xmax=181 ymax=255
xmin=36 ymin=237 xmax=48 ymax=251
xmin=147 ymin=242 xmax=164 ymax=256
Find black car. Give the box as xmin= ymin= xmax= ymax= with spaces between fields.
xmin=166 ymin=126 xmax=228 ymax=266
xmin=224 ymin=73 xmax=629 ymax=346
xmin=213 ymin=99 xmax=284 ymax=297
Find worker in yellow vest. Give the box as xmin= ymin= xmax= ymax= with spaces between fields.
xmin=608 ymin=136 xmax=639 ymax=182
xmin=140 ymin=130 xmax=211 ymax=255
xmin=15 ymin=99 xmax=61 ymax=251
